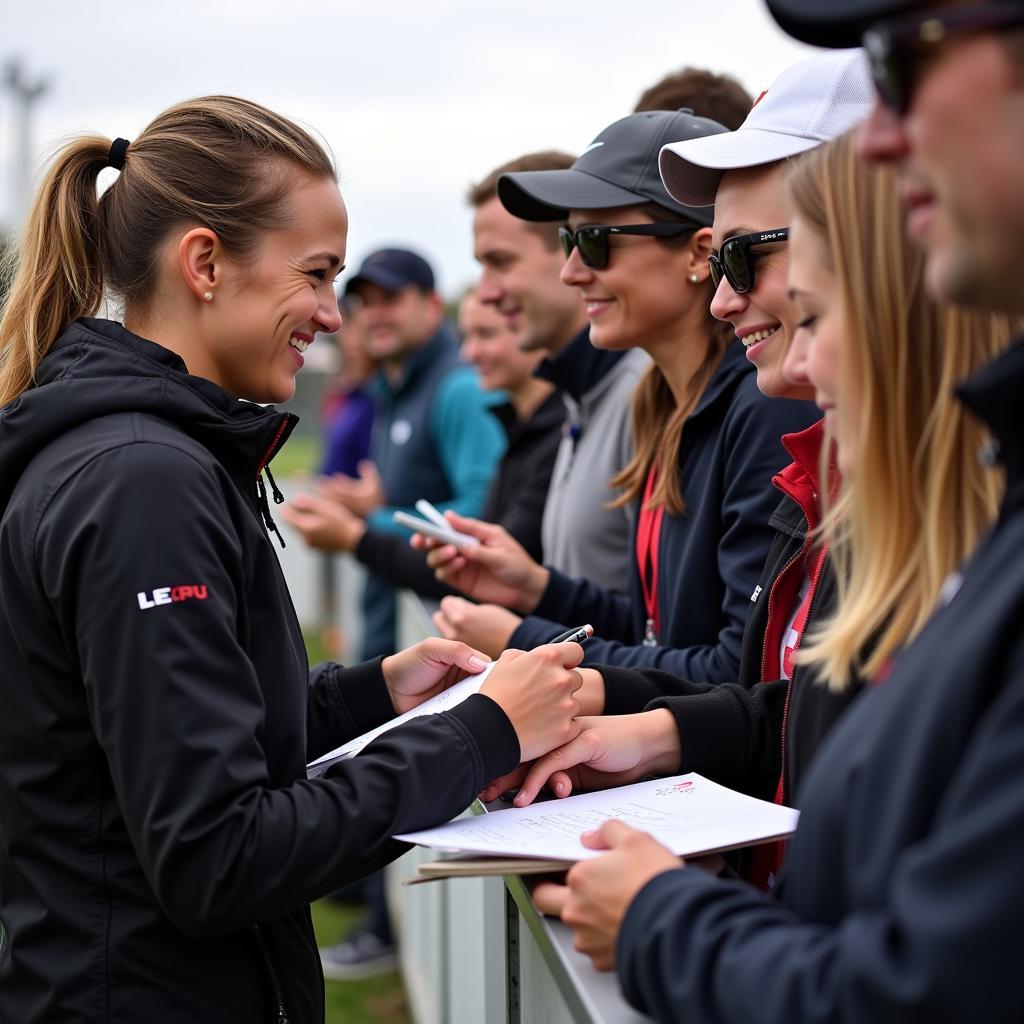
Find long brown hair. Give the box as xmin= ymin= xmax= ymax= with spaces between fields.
xmin=788 ymin=132 xmax=1014 ymax=689
xmin=610 ymin=201 xmax=735 ymax=515
xmin=0 ymin=95 xmax=335 ymax=406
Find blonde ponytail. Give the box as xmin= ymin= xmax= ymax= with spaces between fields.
xmin=0 ymin=137 xmax=109 ymax=405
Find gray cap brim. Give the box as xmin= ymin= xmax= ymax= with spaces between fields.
xmin=497 ymin=168 xmax=658 ymax=223
xmin=659 ymin=129 xmax=822 ymax=207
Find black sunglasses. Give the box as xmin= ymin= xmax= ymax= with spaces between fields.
xmin=559 ymin=223 xmax=697 ymax=270
xmin=708 ymin=228 xmax=789 ymax=296
xmin=865 ymin=3 xmax=1024 ymax=114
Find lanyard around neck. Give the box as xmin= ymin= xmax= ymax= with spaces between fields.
xmin=636 ymin=464 xmax=666 ymax=646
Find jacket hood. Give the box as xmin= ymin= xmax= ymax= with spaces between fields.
xmin=0 ymin=318 xmax=295 ymax=517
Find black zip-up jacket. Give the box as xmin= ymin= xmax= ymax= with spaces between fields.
xmin=617 ymin=339 xmax=1024 ymax=1023
xmin=598 ymin=422 xmax=865 ymax=806
xmin=353 ymin=389 xmax=565 ymax=598
xmin=511 ymin=342 xmax=820 ymax=681
xmin=0 ymin=319 xmax=519 ymax=1024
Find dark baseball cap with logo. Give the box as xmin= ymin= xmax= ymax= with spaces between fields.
xmin=765 ymin=0 xmax=921 ymax=47
xmin=344 ymin=247 xmax=435 ymax=296
xmin=497 ymin=109 xmax=729 ymax=226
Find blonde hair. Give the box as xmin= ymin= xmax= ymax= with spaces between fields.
xmin=0 ymin=95 xmax=335 ymax=406
xmin=788 ymin=132 xmax=1014 ymax=690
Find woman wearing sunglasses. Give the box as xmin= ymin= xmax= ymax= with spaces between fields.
xmin=534 ymin=125 xmax=1019 ymax=1021
xmin=424 ymin=108 xmax=818 ymax=688
xmin=484 ymin=55 xmax=877 ymax=866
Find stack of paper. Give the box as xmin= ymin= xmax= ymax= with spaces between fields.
xmin=395 ymin=773 xmax=799 ymax=880
xmin=306 ymin=663 xmax=496 ymax=778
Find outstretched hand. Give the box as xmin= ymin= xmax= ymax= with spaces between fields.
xmin=281 ymin=491 xmax=366 ymax=552
xmin=317 ymin=461 xmax=385 ymax=519
xmin=433 ymin=596 xmax=521 ymax=660
xmin=411 ymin=511 xmax=549 ymax=612
xmin=511 ymin=709 xmax=681 ymax=806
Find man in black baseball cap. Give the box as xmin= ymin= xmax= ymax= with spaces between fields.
xmin=344 ymin=246 xmax=435 ymax=296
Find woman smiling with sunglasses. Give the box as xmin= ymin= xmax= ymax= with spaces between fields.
xmin=482 ymin=54 xmax=876 ymax=844
xmin=425 ymin=108 xmax=817 ymax=687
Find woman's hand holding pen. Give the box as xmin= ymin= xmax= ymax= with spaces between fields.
xmin=411 ymin=511 xmax=549 ymax=612
xmin=479 ymin=644 xmax=585 ymax=761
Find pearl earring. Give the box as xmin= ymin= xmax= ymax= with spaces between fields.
xmin=203 ymin=291 xmax=213 ymax=302
xmin=688 ymin=274 xmax=700 ymax=284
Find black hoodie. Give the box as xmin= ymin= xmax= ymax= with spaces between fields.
xmin=0 ymin=319 xmax=518 ymax=1023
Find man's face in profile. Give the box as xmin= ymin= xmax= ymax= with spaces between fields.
xmin=858 ymin=5 xmax=1024 ymax=312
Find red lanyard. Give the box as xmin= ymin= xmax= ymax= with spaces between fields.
xmin=636 ymin=464 xmax=666 ymax=645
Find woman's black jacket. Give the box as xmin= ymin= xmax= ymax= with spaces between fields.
xmin=0 ymin=319 xmax=519 ymax=1023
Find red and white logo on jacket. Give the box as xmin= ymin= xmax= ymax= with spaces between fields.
xmin=137 ymin=585 xmax=209 ymax=611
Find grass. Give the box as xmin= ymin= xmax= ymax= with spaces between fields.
xmin=312 ymin=899 xmax=411 ymax=1024
xmin=270 ymin=434 xmax=321 ymax=479
xmin=305 ymin=630 xmax=412 ymax=1024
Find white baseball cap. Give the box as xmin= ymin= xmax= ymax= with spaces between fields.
xmin=659 ymin=49 xmax=874 ymax=207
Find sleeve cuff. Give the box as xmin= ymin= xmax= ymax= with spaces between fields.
xmin=508 ymin=615 xmax=568 ymax=651
xmin=600 ymin=664 xmax=675 ymax=715
xmin=326 ymin=657 xmax=397 ymax=736
xmin=446 ymin=692 xmax=521 ymax=780
xmin=532 ymin=567 xmax=575 ymax=620
xmin=647 ymin=687 xmax=755 ymax=791
xmin=355 ymin=529 xmax=396 ymax=574
xmin=617 ymin=867 xmax=705 ymax=1012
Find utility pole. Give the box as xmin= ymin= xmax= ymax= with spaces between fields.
xmin=3 ymin=58 xmax=50 ymax=230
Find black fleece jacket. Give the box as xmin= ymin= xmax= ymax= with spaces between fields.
xmin=0 ymin=319 xmax=519 ymax=1024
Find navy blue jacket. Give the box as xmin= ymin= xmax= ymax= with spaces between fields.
xmin=510 ymin=342 xmax=819 ymax=682
xmin=359 ymin=327 xmax=505 ymax=658
xmin=618 ymin=339 xmax=1024 ymax=1023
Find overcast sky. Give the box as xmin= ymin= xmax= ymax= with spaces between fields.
xmin=0 ymin=0 xmax=814 ymax=297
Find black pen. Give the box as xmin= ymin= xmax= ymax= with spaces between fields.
xmin=548 ymin=624 xmax=593 ymax=645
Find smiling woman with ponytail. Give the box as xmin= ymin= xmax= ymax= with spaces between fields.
xmin=0 ymin=97 xmax=586 ymax=1024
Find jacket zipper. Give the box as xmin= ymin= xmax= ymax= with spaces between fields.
xmin=256 ymin=415 xmax=292 ymax=477
xmin=776 ymin=544 xmax=828 ymax=804
xmin=253 ymin=924 xmax=290 ymax=1023
xmin=759 ymin=537 xmax=812 ymax=683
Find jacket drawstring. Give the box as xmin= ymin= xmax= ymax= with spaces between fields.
xmin=264 ymin=465 xmax=285 ymax=506
xmin=256 ymin=471 xmax=286 ymax=549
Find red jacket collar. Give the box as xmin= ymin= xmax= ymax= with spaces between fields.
xmin=772 ymin=419 xmax=833 ymax=532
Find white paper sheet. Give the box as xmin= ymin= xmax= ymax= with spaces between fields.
xmin=306 ymin=663 xmax=496 ymax=777
xmin=395 ymin=773 xmax=799 ymax=861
